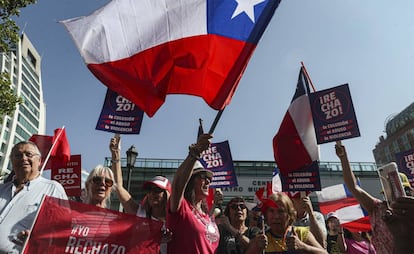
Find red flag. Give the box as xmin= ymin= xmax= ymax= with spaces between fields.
xmin=23 ymin=196 xmax=163 ymax=253
xmin=50 ymin=128 xmax=70 ymax=163
xmin=61 ymin=0 xmax=282 ymax=117
xmin=273 ymin=67 xmax=319 ymax=175
xmin=29 ymin=128 xmax=70 ymax=170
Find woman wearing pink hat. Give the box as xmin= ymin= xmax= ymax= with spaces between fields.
xmin=167 ymin=133 xmax=220 ymax=254
xmin=109 ymin=136 xmax=170 ymax=221
xmin=109 ymin=136 xmax=172 ymax=253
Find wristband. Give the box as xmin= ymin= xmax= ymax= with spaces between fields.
xmin=111 ymin=159 xmax=120 ymax=163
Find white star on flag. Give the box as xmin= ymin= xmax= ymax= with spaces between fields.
xmin=231 ymin=0 xmax=266 ymax=22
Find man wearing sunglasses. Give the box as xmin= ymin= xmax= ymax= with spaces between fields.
xmin=0 ymin=141 xmax=68 ymax=253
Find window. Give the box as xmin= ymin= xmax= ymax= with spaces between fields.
xmin=27 ymin=49 xmax=36 ymax=67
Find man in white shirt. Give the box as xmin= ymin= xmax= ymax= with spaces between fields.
xmin=0 ymin=141 xmax=68 ymax=253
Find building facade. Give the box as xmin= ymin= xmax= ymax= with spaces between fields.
xmin=373 ymin=102 xmax=414 ymax=166
xmin=105 ymin=158 xmax=382 ymax=211
xmin=0 ymin=33 xmax=45 ymax=176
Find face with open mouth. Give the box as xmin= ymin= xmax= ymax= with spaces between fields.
xmin=90 ymin=174 xmax=113 ymax=203
xmin=193 ymin=172 xmax=212 ymax=199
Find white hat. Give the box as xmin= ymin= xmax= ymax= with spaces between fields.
xmin=192 ymin=160 xmax=213 ymax=178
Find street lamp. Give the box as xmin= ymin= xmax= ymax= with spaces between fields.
xmin=126 ymin=145 xmax=138 ymax=192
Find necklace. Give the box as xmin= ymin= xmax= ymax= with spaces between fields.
xmin=268 ymin=233 xmax=286 ymax=251
xmin=192 ymin=206 xmax=219 ymax=243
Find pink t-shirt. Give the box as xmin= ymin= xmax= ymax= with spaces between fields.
xmin=370 ymin=200 xmax=393 ymax=254
xmin=167 ymin=199 xmax=219 ymax=254
xmin=344 ymin=238 xmax=376 ymax=254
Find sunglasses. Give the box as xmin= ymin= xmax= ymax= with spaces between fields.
xmin=148 ymin=186 xmax=164 ymax=193
xmin=197 ymin=172 xmax=212 ymax=182
xmin=92 ymin=176 xmax=114 ymax=187
xmin=230 ymin=203 xmax=247 ymax=210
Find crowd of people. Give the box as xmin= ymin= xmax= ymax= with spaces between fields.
xmin=0 ymin=135 xmax=413 ymax=253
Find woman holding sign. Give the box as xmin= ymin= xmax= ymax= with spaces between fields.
xmin=109 ymin=136 xmax=172 ymax=253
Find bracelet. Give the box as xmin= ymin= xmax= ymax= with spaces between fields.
xmin=111 ymin=159 xmax=120 ymax=163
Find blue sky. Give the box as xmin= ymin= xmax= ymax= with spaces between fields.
xmin=16 ymin=0 xmax=414 ymax=172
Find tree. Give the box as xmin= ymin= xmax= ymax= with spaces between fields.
xmin=0 ymin=0 xmax=36 ymax=122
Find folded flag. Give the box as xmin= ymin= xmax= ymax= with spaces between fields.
xmin=316 ymin=183 xmax=371 ymax=232
xmin=273 ymin=67 xmax=319 ymax=174
xmin=61 ymin=0 xmax=282 ymax=117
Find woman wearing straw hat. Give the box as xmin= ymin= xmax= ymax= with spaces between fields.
xmin=167 ymin=133 xmax=220 ymax=254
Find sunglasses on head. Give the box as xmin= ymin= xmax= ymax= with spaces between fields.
xmin=92 ymin=176 xmax=114 ymax=187
xmin=230 ymin=203 xmax=247 ymax=210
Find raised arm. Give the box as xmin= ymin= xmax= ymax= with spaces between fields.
xmin=169 ymin=133 xmax=212 ymax=213
xmin=335 ymin=142 xmax=376 ymax=214
xmin=110 ymin=136 xmax=138 ymax=214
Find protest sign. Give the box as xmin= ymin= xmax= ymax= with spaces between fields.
xmin=199 ymin=140 xmax=238 ymax=188
xmin=96 ymin=88 xmax=144 ymax=134
xmin=309 ymin=84 xmax=360 ymax=144
xmin=395 ymin=149 xmax=414 ymax=187
xmin=280 ymin=161 xmax=321 ymax=192
xmin=51 ymin=155 xmax=82 ymax=197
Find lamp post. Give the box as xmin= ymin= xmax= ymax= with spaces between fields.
xmin=126 ymin=145 xmax=138 ymax=192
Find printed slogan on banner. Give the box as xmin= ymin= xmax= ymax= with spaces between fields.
xmin=309 ymin=84 xmax=360 ymax=144
xmin=96 ymin=89 xmax=144 ymax=134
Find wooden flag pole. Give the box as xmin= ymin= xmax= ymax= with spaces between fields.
xmin=301 ymin=61 xmax=317 ymax=93
xmin=208 ymin=109 xmax=225 ymax=134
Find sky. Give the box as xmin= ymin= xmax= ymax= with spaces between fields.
xmin=15 ymin=0 xmax=414 ymax=172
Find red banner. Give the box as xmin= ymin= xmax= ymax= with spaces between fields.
xmin=23 ymin=196 xmax=162 ymax=253
xmin=51 ymin=155 xmax=82 ymax=197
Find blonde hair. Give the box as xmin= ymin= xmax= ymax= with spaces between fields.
xmin=266 ymin=192 xmax=297 ymax=225
xmin=85 ymin=165 xmax=115 ymax=208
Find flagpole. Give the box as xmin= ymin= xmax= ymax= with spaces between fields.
xmin=40 ymin=126 xmax=65 ymax=175
xmin=300 ymin=61 xmax=317 ymax=92
xmin=208 ymin=109 xmax=224 ymax=134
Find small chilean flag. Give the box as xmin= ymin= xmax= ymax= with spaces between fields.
xmin=61 ymin=0 xmax=282 ymax=117
xmin=316 ymin=183 xmax=371 ymax=232
xmin=273 ymin=67 xmax=319 ymax=174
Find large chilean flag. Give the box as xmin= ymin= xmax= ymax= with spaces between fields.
xmin=62 ymin=0 xmax=282 ymax=117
